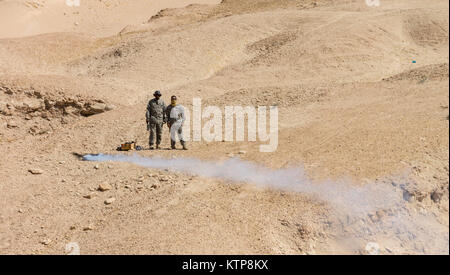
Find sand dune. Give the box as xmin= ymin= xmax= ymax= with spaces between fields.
xmin=0 ymin=0 xmax=221 ymax=38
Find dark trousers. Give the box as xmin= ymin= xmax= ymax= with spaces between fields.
xmin=149 ymin=122 xmax=163 ymax=146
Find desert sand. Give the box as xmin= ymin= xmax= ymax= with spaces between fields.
xmin=0 ymin=0 xmax=448 ymax=254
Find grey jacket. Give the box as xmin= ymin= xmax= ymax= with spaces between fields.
xmin=146 ymin=98 xmax=166 ymax=124
xmin=165 ymin=104 xmax=185 ymax=124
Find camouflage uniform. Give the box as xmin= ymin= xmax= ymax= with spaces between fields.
xmin=146 ymin=98 xmax=166 ymax=147
xmin=165 ymin=104 xmax=186 ymax=149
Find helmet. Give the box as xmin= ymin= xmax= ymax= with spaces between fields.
xmin=171 ymin=95 xmax=177 ymax=100
xmin=153 ymin=90 xmax=162 ymax=97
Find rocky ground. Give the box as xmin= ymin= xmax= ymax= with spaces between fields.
xmin=0 ymin=0 xmax=448 ymax=254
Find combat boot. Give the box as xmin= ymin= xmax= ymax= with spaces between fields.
xmin=181 ymin=141 xmax=188 ymax=150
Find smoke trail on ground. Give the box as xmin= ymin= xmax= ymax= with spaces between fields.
xmin=83 ymin=153 xmax=448 ymax=254
xmin=83 ymin=153 xmax=401 ymax=215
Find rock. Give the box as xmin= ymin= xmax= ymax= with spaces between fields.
xmin=40 ymin=239 xmax=52 ymax=245
xmin=94 ymin=164 xmax=99 ymax=169
xmin=159 ymin=176 xmax=169 ymax=182
xmin=28 ymin=168 xmax=44 ymax=175
xmin=104 ymin=197 xmax=116 ymax=205
xmin=83 ymin=226 xmax=93 ymax=231
xmin=38 ymin=126 xmax=52 ymax=135
xmin=402 ymin=190 xmax=415 ymax=202
xmin=40 ymin=112 xmax=49 ymax=119
xmin=238 ymin=150 xmax=247 ymax=155
xmin=98 ymin=183 xmax=112 ymax=192
xmin=431 ymin=190 xmax=443 ymax=203
xmin=0 ymin=101 xmax=12 ymax=115
xmin=80 ymin=102 xmax=106 ymax=116
xmin=7 ymin=120 xmax=18 ymax=128
xmin=23 ymin=99 xmax=44 ymax=112
xmin=82 ymin=103 xmax=107 ymax=116
xmin=105 ymin=104 xmax=115 ymax=111
xmin=83 ymin=193 xmax=95 ymax=199
xmin=150 ymin=183 xmax=160 ymax=189
xmin=0 ymin=102 xmax=6 ymax=113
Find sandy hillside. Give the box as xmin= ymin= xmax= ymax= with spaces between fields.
xmin=0 ymin=0 xmax=448 ymax=254
xmin=0 ymin=0 xmax=221 ymax=38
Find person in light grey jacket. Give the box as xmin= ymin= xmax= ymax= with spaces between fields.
xmin=165 ymin=95 xmax=187 ymax=150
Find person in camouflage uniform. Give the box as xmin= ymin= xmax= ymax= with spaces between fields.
xmin=165 ymin=95 xmax=187 ymax=150
xmin=146 ymin=90 xmax=166 ymax=150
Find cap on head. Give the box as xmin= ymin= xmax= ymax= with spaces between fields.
xmin=153 ymin=90 xmax=162 ymax=97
